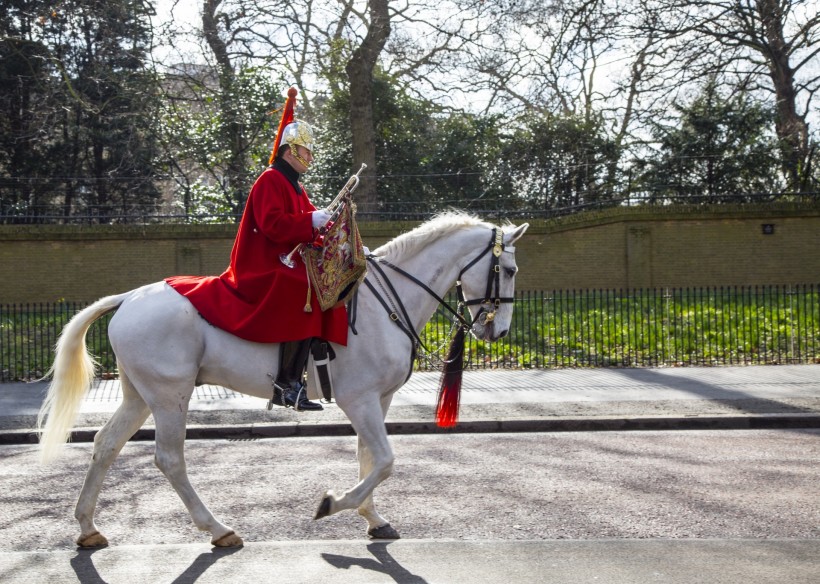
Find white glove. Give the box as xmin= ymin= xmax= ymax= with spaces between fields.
xmin=362 ymin=245 xmax=371 ymax=256
xmin=311 ymin=209 xmax=331 ymax=229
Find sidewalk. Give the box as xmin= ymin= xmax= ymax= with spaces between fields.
xmin=3 ymin=539 xmax=818 ymax=584
xmin=2 ymin=364 xmax=819 ymax=444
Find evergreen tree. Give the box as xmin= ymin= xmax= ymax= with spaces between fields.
xmin=497 ymin=113 xmax=619 ymax=212
xmin=1 ymin=0 xmax=161 ymax=222
xmin=0 ymin=0 xmax=55 ymax=220
xmin=638 ymin=80 xmax=782 ymax=202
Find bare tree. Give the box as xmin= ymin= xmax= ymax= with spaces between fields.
xmin=200 ymin=0 xmax=249 ymax=212
xmin=163 ymin=1 xmax=388 ymax=208
xmin=643 ymin=0 xmax=819 ymax=191
xmin=437 ymin=0 xmax=660 ymax=194
xmin=344 ymin=0 xmax=389 ymax=211
xmin=166 ymin=1 xmax=506 ymax=209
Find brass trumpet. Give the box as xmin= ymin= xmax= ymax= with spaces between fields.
xmin=279 ymin=163 xmax=368 ymax=268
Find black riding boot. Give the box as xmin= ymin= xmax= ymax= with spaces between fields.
xmin=271 ymin=338 xmax=323 ymax=411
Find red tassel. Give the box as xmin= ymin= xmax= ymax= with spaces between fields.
xmin=268 ymin=87 xmax=298 ymax=165
xmin=436 ymin=325 xmax=465 ymax=428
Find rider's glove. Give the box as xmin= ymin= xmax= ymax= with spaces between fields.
xmin=311 ymin=209 xmax=331 ymax=229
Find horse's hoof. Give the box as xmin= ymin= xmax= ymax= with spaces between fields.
xmin=314 ymin=494 xmax=332 ymax=520
xmin=211 ymin=531 xmax=244 ymax=548
xmin=368 ymin=523 xmax=401 ymax=540
xmin=76 ymin=531 xmax=108 ymax=548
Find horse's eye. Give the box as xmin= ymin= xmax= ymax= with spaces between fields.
xmin=504 ymin=267 xmax=517 ymax=278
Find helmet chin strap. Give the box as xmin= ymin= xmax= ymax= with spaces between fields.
xmin=292 ymin=150 xmax=311 ymax=169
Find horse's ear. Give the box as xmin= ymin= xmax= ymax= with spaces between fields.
xmin=505 ymin=223 xmax=529 ymax=246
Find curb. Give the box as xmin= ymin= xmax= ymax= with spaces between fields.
xmin=4 ymin=414 xmax=819 ymax=446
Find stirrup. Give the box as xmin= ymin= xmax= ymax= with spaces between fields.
xmin=267 ymin=382 xmax=322 ymax=411
xmin=267 ymin=381 xmax=288 ymax=410
xmin=289 ymin=385 xmax=323 ymax=411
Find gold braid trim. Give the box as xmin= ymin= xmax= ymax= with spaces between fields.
xmin=303 ymin=260 xmax=313 ymax=312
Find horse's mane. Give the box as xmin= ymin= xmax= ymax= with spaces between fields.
xmin=374 ymin=211 xmax=495 ymax=261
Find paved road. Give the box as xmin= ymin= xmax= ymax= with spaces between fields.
xmin=2 ymin=365 xmax=818 ymax=582
xmin=1 ymin=430 xmax=818 ymax=583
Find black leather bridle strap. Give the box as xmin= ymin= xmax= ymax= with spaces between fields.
xmin=364 ymin=259 xmax=428 ymax=348
xmin=458 ymin=228 xmax=514 ymax=310
xmin=361 ymin=275 xmax=420 ymax=383
xmin=372 ymin=256 xmax=472 ymax=329
xmin=362 ymin=228 xmax=517 ymax=355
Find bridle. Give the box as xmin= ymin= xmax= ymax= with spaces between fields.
xmin=456 ymin=227 xmax=514 ymax=326
xmin=349 ymin=226 xmax=517 ymax=428
xmin=355 ymin=227 xmax=515 ymax=357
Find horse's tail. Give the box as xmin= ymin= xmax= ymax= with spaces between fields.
xmin=37 ymin=292 xmax=130 ymax=463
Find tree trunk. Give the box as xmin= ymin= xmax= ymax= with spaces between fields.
xmin=757 ymin=0 xmax=810 ymax=191
xmin=345 ymin=0 xmax=390 ymax=214
xmin=202 ymin=0 xmax=247 ymax=214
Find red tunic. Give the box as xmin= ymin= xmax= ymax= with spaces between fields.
xmin=165 ymin=166 xmax=349 ymax=345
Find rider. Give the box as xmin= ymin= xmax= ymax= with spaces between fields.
xmin=166 ymin=88 xmax=349 ymax=412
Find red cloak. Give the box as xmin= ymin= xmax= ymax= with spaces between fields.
xmin=166 ymin=166 xmax=348 ymax=345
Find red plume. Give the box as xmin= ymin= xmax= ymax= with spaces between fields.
xmin=436 ymin=325 xmax=466 ymax=428
xmin=269 ymin=86 xmax=298 ymax=165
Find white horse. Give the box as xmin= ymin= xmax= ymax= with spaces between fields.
xmin=37 ymin=212 xmax=529 ymax=548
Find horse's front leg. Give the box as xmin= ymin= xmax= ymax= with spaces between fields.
xmin=315 ymin=396 xmax=394 ymax=524
xmin=152 ymin=407 xmax=243 ymax=547
xmin=354 ymin=393 xmax=400 ymax=538
xmin=355 ymin=434 xmax=401 ymax=539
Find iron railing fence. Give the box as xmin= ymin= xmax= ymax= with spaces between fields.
xmin=418 ymin=285 xmax=820 ymax=370
xmin=2 ymin=191 xmax=818 ymax=225
xmin=1 ymin=302 xmax=115 ymax=383
xmin=1 ymin=285 xmax=818 ymax=382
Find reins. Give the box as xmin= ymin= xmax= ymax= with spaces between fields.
xmin=370 ymin=227 xmax=512 ymax=333
xmin=359 ymin=228 xmax=515 ymax=427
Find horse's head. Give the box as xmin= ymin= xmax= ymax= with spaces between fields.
xmin=459 ymin=222 xmax=529 ymax=342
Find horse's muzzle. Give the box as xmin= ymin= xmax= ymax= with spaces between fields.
xmin=473 ymin=308 xmax=508 ymax=341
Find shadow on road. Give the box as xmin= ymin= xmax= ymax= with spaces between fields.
xmin=614 ymin=367 xmax=817 ymax=414
xmin=69 ymin=544 xmax=243 ymax=584
xmin=322 ymin=542 xmax=428 ymax=583
xmin=169 ymin=546 xmax=244 ymax=584
xmin=69 ymin=548 xmax=107 ymax=584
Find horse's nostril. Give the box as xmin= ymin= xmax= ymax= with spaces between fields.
xmin=497 ymin=329 xmax=509 ymax=339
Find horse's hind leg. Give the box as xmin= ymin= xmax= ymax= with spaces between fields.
xmin=151 ymin=399 xmax=243 ymax=547
xmin=75 ymin=372 xmax=150 ymax=547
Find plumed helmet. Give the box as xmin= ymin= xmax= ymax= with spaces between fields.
xmin=281 ymin=121 xmax=315 ymax=154
xmin=269 ymin=86 xmax=317 ymax=165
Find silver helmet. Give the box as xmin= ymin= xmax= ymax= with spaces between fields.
xmin=281 ymin=121 xmax=315 ymax=154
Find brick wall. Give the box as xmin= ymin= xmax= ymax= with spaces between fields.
xmin=1 ymin=203 xmax=817 ymax=303
xmin=514 ymin=203 xmax=820 ymax=290
xmin=0 ymin=224 xmax=237 ymax=303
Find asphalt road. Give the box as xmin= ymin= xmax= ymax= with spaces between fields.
xmin=3 ymin=429 xmax=819 ymax=544
xmin=1 ymin=430 xmax=818 ymax=583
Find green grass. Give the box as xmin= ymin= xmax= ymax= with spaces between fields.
xmin=420 ymin=286 xmax=820 ymax=370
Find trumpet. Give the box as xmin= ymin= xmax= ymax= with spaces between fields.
xmin=280 ymin=163 xmax=367 ymax=268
